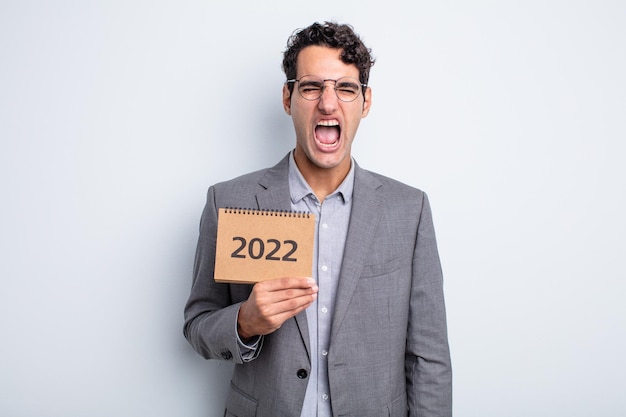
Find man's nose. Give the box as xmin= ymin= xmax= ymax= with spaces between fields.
xmin=318 ymin=83 xmax=338 ymax=112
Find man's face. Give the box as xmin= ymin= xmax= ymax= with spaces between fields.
xmin=283 ymin=45 xmax=372 ymax=177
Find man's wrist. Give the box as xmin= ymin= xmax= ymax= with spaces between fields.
xmin=237 ymin=322 xmax=255 ymax=344
xmin=236 ymin=302 xmax=256 ymax=342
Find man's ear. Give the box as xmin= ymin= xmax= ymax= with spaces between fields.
xmin=361 ymin=87 xmax=372 ymax=117
xmin=282 ymin=84 xmax=292 ymax=115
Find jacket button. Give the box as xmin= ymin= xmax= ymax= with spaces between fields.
xmin=221 ymin=350 xmax=233 ymax=360
xmin=297 ymin=369 xmax=308 ymax=379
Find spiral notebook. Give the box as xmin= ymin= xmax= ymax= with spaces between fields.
xmin=214 ymin=208 xmax=316 ymax=283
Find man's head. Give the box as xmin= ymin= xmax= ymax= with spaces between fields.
xmin=281 ymin=22 xmax=375 ymax=184
xmin=282 ymin=22 xmax=375 ymax=96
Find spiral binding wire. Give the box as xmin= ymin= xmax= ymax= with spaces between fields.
xmin=223 ymin=207 xmax=311 ymax=218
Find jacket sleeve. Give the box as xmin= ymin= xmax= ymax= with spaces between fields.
xmin=405 ymin=193 xmax=453 ymax=416
xmin=183 ymin=186 xmax=256 ymax=364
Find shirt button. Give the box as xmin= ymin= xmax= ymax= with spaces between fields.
xmin=322 ymin=394 xmax=329 ymax=401
xmin=322 ymin=223 xmax=328 ymax=229
xmin=321 ymin=265 xmax=328 ymax=272
xmin=321 ymin=306 xmax=328 ymax=314
xmin=322 ymin=350 xmax=328 ymax=356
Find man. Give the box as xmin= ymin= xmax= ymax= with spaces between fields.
xmin=184 ymin=21 xmax=452 ymax=417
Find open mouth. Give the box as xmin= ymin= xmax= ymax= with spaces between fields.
xmin=314 ymin=120 xmax=341 ymax=148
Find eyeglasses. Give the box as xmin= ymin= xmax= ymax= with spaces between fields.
xmin=286 ymin=75 xmax=367 ymax=102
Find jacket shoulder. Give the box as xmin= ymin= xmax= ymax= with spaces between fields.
xmin=208 ymin=154 xmax=290 ymax=208
xmin=207 ymin=168 xmax=269 ymax=209
xmin=358 ymin=167 xmax=427 ymax=201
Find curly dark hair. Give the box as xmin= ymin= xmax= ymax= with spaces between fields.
xmin=282 ymin=21 xmax=375 ymax=95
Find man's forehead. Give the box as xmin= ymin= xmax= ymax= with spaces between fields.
xmin=295 ymin=46 xmax=358 ymax=78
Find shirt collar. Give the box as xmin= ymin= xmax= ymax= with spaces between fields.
xmin=288 ymin=150 xmax=355 ymax=205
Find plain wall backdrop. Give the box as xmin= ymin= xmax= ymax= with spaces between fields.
xmin=1 ymin=1 xmax=625 ymax=416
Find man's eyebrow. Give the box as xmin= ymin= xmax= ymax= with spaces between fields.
xmin=336 ymin=80 xmax=359 ymax=87
xmin=300 ymin=79 xmax=323 ymax=85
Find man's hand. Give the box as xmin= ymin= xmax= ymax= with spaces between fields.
xmin=237 ymin=277 xmax=318 ymax=340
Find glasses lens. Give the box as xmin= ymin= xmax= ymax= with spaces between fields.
xmin=334 ymin=77 xmax=361 ymax=102
xmin=298 ymin=76 xmax=324 ymax=100
xmin=297 ymin=76 xmax=362 ymax=102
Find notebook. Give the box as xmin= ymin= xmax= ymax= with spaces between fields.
xmin=214 ymin=208 xmax=316 ymax=283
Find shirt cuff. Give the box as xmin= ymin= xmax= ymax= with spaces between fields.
xmin=235 ymin=307 xmax=263 ymax=362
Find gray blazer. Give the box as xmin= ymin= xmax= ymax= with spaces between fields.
xmin=184 ymin=154 xmax=452 ymax=417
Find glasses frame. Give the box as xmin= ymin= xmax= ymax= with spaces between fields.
xmin=286 ymin=76 xmax=368 ymax=103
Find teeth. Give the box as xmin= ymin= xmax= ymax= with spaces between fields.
xmin=317 ymin=120 xmax=339 ymax=127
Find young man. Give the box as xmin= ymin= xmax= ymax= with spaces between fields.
xmin=184 ymin=22 xmax=452 ymax=417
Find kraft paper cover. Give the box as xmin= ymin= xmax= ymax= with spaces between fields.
xmin=214 ymin=208 xmax=315 ymax=283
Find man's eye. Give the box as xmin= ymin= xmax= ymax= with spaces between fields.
xmin=301 ymin=85 xmax=322 ymax=93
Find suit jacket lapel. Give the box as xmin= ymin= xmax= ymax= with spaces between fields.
xmin=256 ymin=154 xmax=292 ymax=211
xmin=331 ymin=165 xmax=383 ymax=341
xmin=255 ymin=153 xmax=312 ymax=362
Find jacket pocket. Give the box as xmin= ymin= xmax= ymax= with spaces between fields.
xmin=386 ymin=392 xmax=408 ymax=417
xmin=224 ymin=381 xmax=257 ymax=417
xmin=361 ymin=257 xmax=406 ymax=278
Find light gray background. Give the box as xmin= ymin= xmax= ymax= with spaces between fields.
xmin=1 ymin=1 xmax=624 ymax=416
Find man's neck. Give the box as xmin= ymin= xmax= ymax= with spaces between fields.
xmin=293 ymin=151 xmax=350 ymax=203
